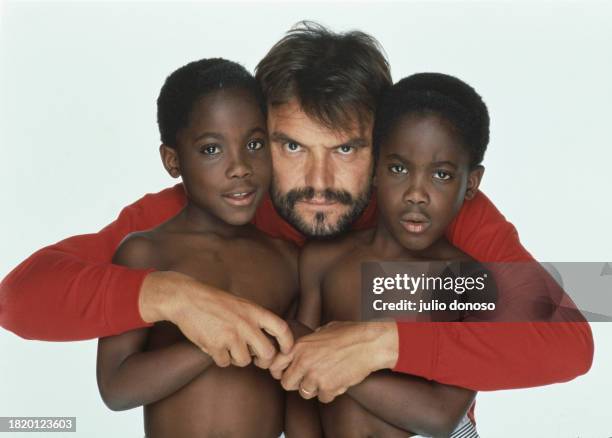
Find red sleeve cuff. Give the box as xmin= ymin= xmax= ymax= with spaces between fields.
xmin=392 ymin=321 xmax=439 ymax=380
xmin=104 ymin=266 xmax=155 ymax=335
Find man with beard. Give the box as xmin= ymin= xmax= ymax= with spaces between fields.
xmin=0 ymin=21 xmax=592 ymax=408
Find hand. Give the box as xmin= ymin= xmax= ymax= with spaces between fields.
xmin=139 ymin=271 xmax=293 ymax=369
xmin=269 ymin=321 xmax=398 ymax=403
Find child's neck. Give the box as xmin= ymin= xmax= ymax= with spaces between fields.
xmin=171 ymin=201 xmax=250 ymax=238
xmin=371 ymin=221 xmax=452 ymax=261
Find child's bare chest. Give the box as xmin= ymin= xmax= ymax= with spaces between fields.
xmin=173 ymin=251 xmax=278 ymax=308
xmin=148 ymin=236 xmax=296 ymax=348
xmin=165 ymin=238 xmax=294 ymax=314
xmin=321 ymin=259 xmax=365 ymax=324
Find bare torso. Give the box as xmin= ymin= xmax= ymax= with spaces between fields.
xmin=140 ymin=226 xmax=297 ymax=438
xmin=316 ymin=229 xmax=469 ymax=438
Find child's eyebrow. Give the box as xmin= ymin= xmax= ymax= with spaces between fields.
xmin=193 ymin=127 xmax=266 ymax=143
xmin=194 ymin=131 xmax=224 ymax=142
xmin=385 ymin=153 xmax=409 ymax=163
xmin=247 ymin=127 xmax=267 ymax=137
xmin=384 ymin=154 xmax=459 ymax=169
xmin=431 ymin=160 xmax=458 ymax=169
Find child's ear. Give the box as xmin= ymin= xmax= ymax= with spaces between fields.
xmin=465 ymin=165 xmax=484 ymax=200
xmin=160 ymin=144 xmax=181 ymax=178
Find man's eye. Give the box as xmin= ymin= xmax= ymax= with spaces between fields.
xmin=434 ymin=170 xmax=453 ymax=181
xmin=247 ymin=140 xmax=264 ymax=151
xmin=285 ymin=141 xmax=302 ymax=152
xmin=201 ymin=144 xmax=221 ymax=155
xmin=388 ymin=164 xmax=407 ymax=174
xmin=337 ymin=145 xmax=354 ymax=155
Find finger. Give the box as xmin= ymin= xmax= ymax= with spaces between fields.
xmin=228 ymin=340 xmax=252 ymax=368
xmin=337 ymin=386 xmax=348 ymax=396
xmin=299 ymin=385 xmax=318 ymax=400
xmin=259 ymin=311 xmax=294 ymax=354
xmin=245 ymin=329 xmax=277 ymax=370
xmin=210 ymin=348 xmax=231 ymax=368
xmin=316 ymin=321 xmax=339 ymax=332
xmin=269 ymin=352 xmax=293 ymax=380
xmin=281 ymin=358 xmax=306 ymax=391
xmin=318 ymin=391 xmax=336 ymax=404
xmin=299 ymin=375 xmax=318 ymax=400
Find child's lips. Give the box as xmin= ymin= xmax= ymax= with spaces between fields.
xmin=222 ymin=188 xmax=257 ymax=207
xmin=400 ymin=212 xmax=431 ymax=234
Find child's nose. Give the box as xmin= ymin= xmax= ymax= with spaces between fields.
xmin=226 ymin=154 xmax=253 ymax=179
xmin=402 ymin=177 xmax=429 ymax=205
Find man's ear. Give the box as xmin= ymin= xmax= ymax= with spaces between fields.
xmin=465 ymin=165 xmax=484 ymax=200
xmin=160 ymin=144 xmax=181 ymax=178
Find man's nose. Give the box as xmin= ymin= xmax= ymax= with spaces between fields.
xmin=402 ymin=175 xmax=430 ymax=205
xmin=226 ymin=150 xmax=253 ymax=179
xmin=304 ymin=153 xmax=333 ymax=192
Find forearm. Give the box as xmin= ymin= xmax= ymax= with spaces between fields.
xmin=98 ymin=340 xmax=213 ymax=411
xmin=0 ymin=185 xmax=185 ymax=340
xmin=437 ymin=191 xmax=594 ymax=389
xmin=347 ymin=371 xmax=474 ymax=438
xmin=0 ymin=246 xmax=152 ymax=340
xmin=393 ymin=321 xmax=593 ymax=390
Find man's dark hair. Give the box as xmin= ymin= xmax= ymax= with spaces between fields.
xmin=255 ymin=21 xmax=392 ymax=132
xmin=157 ymin=58 xmax=266 ymax=147
xmin=373 ymin=73 xmax=490 ymax=168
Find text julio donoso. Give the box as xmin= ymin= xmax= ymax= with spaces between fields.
xmin=370 ymin=273 xmax=496 ymax=313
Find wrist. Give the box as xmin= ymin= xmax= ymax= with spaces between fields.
xmin=365 ymin=320 xmax=399 ymax=371
xmin=139 ymin=271 xmax=193 ymax=323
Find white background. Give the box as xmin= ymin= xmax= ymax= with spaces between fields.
xmin=1 ymin=1 xmax=611 ymax=437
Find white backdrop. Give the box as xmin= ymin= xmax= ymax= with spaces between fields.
xmin=1 ymin=1 xmax=611 ymax=437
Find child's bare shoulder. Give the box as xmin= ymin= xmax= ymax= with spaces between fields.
xmin=262 ymin=233 xmax=298 ymax=261
xmin=258 ymin=233 xmax=299 ymax=277
xmin=113 ymin=230 xmax=164 ymax=269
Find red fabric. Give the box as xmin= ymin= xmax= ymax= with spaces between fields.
xmin=0 ymin=185 xmax=593 ymax=391
xmin=393 ymin=192 xmax=594 ymax=390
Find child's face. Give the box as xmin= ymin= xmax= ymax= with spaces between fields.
xmin=375 ymin=114 xmax=483 ymax=251
xmin=163 ymin=88 xmax=270 ymax=226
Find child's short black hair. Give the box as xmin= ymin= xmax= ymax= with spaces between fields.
xmin=157 ymin=58 xmax=266 ymax=147
xmin=373 ymin=73 xmax=489 ymax=168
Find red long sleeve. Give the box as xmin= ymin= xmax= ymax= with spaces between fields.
xmin=1 ymin=183 xmax=595 ymax=389
xmin=393 ymin=191 xmax=594 ymax=390
xmin=0 ymin=185 xmax=186 ymax=340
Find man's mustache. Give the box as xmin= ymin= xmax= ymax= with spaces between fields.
xmin=284 ymin=187 xmax=354 ymax=208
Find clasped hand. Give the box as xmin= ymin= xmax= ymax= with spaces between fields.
xmin=268 ymin=321 xmax=396 ymax=403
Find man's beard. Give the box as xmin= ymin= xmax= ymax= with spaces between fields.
xmin=271 ymin=182 xmax=372 ymax=238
